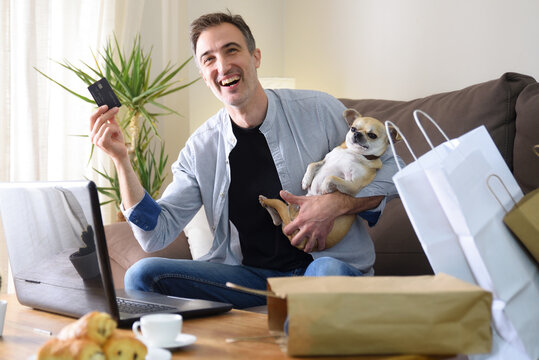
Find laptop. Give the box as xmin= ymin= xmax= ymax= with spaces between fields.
xmin=0 ymin=180 xmax=232 ymax=327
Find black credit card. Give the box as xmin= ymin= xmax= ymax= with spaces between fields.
xmin=88 ymin=77 xmax=122 ymax=109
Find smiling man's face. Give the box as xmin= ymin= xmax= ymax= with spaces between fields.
xmin=196 ymin=22 xmax=261 ymax=109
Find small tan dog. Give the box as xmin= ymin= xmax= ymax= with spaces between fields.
xmin=259 ymin=109 xmax=400 ymax=250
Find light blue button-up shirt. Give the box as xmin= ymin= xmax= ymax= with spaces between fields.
xmin=123 ymin=89 xmax=403 ymax=273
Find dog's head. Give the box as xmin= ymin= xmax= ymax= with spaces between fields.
xmin=342 ymin=108 xmax=400 ymax=157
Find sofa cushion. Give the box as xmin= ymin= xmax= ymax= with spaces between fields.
xmin=105 ymin=222 xmax=192 ymax=271
xmin=514 ymin=82 xmax=539 ymax=194
xmin=183 ymin=207 xmax=213 ymax=259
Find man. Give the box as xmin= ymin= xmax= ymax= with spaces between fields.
xmin=89 ymin=12 xmax=401 ymax=308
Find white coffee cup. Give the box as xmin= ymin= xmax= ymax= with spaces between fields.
xmin=132 ymin=313 xmax=182 ymax=346
xmin=0 ymin=300 xmax=7 ymax=337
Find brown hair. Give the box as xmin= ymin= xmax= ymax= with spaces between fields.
xmin=190 ymin=11 xmax=256 ymax=56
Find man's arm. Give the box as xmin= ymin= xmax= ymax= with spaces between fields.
xmin=89 ymin=105 xmax=145 ymax=209
xmin=280 ymin=190 xmax=384 ymax=253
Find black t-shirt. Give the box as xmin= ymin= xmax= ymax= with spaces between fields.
xmin=228 ymin=120 xmax=313 ymax=271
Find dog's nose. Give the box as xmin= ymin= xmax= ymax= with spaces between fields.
xmin=353 ymin=132 xmax=364 ymax=142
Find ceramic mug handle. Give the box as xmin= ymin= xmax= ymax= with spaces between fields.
xmin=132 ymin=320 xmax=143 ymax=338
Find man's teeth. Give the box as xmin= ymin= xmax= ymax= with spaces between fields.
xmin=221 ymin=76 xmax=240 ymax=86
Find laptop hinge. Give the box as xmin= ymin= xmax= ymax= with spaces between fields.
xmin=24 ymin=279 xmax=41 ymax=284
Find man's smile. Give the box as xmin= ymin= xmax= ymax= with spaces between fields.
xmin=219 ymin=75 xmax=241 ymax=87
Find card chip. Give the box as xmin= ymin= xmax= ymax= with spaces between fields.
xmin=88 ymin=77 xmax=121 ymax=109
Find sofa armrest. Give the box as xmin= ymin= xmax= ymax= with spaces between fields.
xmin=104 ymin=221 xmax=191 ymax=288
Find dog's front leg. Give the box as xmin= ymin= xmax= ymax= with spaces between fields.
xmin=302 ymin=160 xmax=325 ymax=191
xmin=259 ymin=195 xmax=289 ymax=226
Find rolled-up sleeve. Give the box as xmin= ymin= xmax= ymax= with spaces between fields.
xmin=121 ymin=192 xmax=162 ymax=231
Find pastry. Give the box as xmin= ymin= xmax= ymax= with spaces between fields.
xmin=102 ymin=333 xmax=148 ymax=360
xmin=37 ymin=337 xmax=105 ymax=360
xmin=57 ymin=311 xmax=117 ymax=345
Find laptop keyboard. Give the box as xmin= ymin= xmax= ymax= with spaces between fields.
xmin=116 ymin=297 xmax=176 ymax=314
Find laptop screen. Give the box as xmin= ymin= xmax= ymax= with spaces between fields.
xmin=1 ymin=180 xmax=232 ymax=324
xmin=0 ymin=181 xmax=113 ymax=317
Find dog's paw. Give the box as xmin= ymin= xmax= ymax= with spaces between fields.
xmin=301 ymin=176 xmax=313 ymax=190
xmin=321 ymin=178 xmax=337 ymax=194
xmin=258 ymin=195 xmax=268 ymax=207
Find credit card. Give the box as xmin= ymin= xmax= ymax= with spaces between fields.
xmin=88 ymin=77 xmax=122 ymax=109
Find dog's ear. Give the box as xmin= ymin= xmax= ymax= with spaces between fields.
xmin=387 ymin=125 xmax=402 ymax=143
xmin=343 ymin=108 xmax=361 ymax=126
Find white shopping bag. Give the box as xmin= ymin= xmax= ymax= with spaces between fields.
xmin=386 ymin=111 xmax=539 ymax=360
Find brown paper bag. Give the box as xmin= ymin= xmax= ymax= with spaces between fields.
xmin=488 ymin=174 xmax=539 ymax=263
xmin=265 ymin=274 xmax=492 ymax=357
xmin=502 ymin=187 xmax=539 ymax=263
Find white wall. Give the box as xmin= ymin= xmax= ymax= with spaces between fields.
xmin=284 ymin=0 xmax=539 ymax=100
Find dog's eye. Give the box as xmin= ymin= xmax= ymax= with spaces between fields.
xmin=350 ymin=127 xmax=357 ymax=133
xmin=367 ymin=133 xmax=378 ymax=139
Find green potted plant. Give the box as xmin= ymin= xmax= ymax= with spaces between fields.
xmin=35 ymin=35 xmax=199 ymax=220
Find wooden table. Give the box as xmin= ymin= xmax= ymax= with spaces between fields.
xmin=0 ymin=294 xmax=461 ymax=360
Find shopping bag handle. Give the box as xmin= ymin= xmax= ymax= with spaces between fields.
xmin=385 ymin=120 xmax=417 ymax=171
xmin=486 ymin=174 xmax=517 ymax=213
xmin=413 ymin=110 xmax=450 ymax=149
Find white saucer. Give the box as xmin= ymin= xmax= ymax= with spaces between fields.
xmin=137 ymin=333 xmax=197 ymax=350
xmin=146 ymin=347 xmax=172 ymax=360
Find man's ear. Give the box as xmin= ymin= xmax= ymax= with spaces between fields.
xmin=343 ymin=108 xmax=360 ymax=127
xmin=253 ymin=48 xmax=261 ymax=69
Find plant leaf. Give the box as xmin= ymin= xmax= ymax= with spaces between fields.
xmin=159 ymin=77 xmax=201 ymax=97
xmin=148 ymin=100 xmax=181 ymax=116
xmin=34 ymin=67 xmax=95 ymax=104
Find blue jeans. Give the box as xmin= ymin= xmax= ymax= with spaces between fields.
xmin=124 ymin=256 xmax=365 ymax=309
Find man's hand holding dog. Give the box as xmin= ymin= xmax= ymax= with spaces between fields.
xmin=280 ymin=190 xmax=384 ymax=253
xmin=280 ymin=190 xmax=349 ymax=252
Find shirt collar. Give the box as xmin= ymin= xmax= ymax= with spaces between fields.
xmin=259 ymin=89 xmax=276 ymax=134
xmin=220 ymin=108 xmax=237 ymax=148
xmin=222 ymin=89 xmax=276 ymax=140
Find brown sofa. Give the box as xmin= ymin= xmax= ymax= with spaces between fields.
xmin=106 ymin=72 xmax=539 ymax=286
